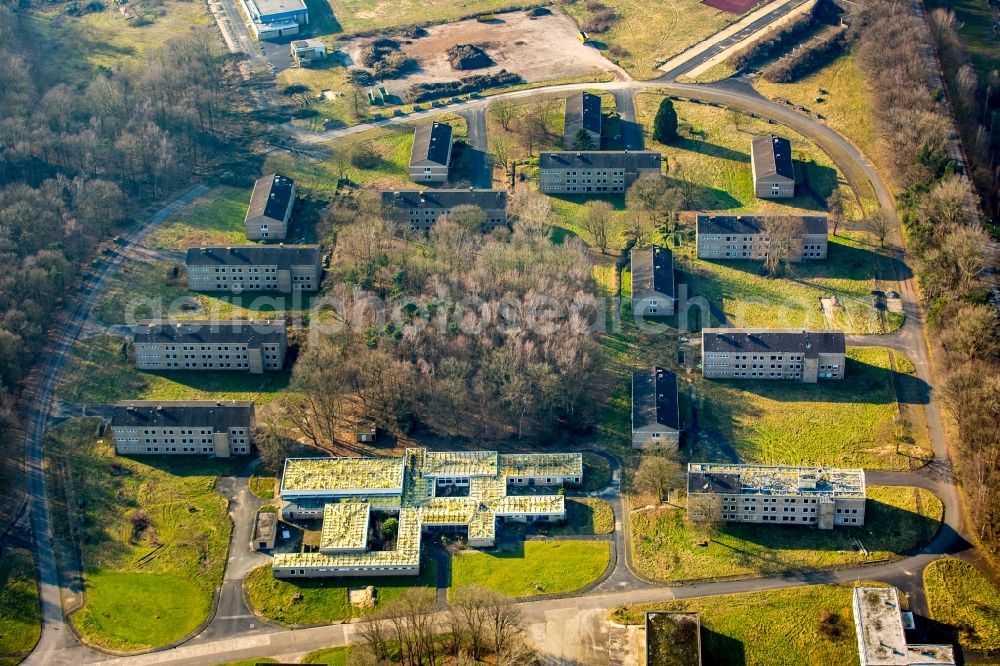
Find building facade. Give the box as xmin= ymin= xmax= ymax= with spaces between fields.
xmin=131 ymin=320 xmax=287 ymax=374
xmin=380 ymin=189 xmax=508 ymax=232
xmin=852 ymin=587 xmax=955 ymax=666
xmin=751 ymin=134 xmax=795 ymax=198
xmin=631 ymin=367 xmax=680 ymax=450
xmin=109 ymin=400 xmax=255 ymax=457
xmin=239 ymin=0 xmax=308 ymax=39
xmin=631 ymin=245 xmax=675 ymax=317
xmin=274 ymin=449 xmax=580 ymax=578
xmin=701 ymin=328 xmax=846 ymax=383
xmin=244 ymin=174 xmax=295 ymax=241
xmin=563 ymin=91 xmax=602 ymax=149
xmin=696 ymin=214 xmax=828 ymax=261
xmin=291 ymin=39 xmax=327 ymax=65
xmin=687 ymin=463 xmax=867 ymax=529
xmin=408 ymin=122 xmax=453 ymax=183
xmin=538 ymin=151 xmax=661 ymax=194
xmin=185 ymin=245 xmax=322 ymax=294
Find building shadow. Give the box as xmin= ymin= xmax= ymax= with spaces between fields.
xmin=701 ymin=625 xmax=746 ymax=666
xmin=672 ymin=136 xmax=751 ymax=164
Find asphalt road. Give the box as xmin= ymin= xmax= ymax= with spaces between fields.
xmin=458 ymin=106 xmax=492 ymax=189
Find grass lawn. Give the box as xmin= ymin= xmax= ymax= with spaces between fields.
xmin=302 ymin=646 xmax=352 ymax=665
xmin=543 ymin=498 xmax=615 ymax=536
xmin=678 ymin=231 xmax=903 ymax=335
xmin=57 ymin=335 xmax=290 ymax=405
xmin=450 ymin=540 xmax=610 ymax=598
xmin=244 ymin=559 xmax=438 ymax=626
xmin=924 ymin=558 xmax=1000 ymax=655
xmin=145 ymin=186 xmax=250 ymax=251
xmin=925 ymin=0 xmax=1000 ymax=80
xmin=611 ymin=584 xmax=866 ymax=665
xmin=583 ymin=452 xmax=613 ymax=492
xmin=0 ymin=548 xmax=40 ymax=666
xmin=754 ymin=53 xmax=878 ymax=174
xmin=215 ymin=660 xmax=279 ymax=666
xmin=327 ymin=0 xmax=528 ymax=33
xmin=277 ymin=65 xmax=360 ymax=131
xmin=629 ymin=485 xmax=942 ymax=582
xmin=636 ymin=95 xmax=874 ymax=216
xmin=45 ymin=418 xmax=241 ymax=651
xmin=249 ymin=470 xmax=276 ymax=499
xmin=562 ymin=0 xmax=739 ymax=80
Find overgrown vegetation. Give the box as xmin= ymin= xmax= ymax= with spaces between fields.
xmin=924 ymin=558 xmax=1000 ymax=655
xmin=406 ymin=70 xmax=523 ymax=103
xmin=726 ymin=0 xmax=840 ymax=73
xmin=0 ymin=548 xmax=41 ymax=665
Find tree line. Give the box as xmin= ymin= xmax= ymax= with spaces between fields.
xmin=853 ymin=0 xmax=1000 ymax=554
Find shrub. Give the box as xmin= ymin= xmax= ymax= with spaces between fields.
xmin=762 ymin=28 xmax=846 ymax=83
xmin=350 ymin=142 xmax=382 ymax=169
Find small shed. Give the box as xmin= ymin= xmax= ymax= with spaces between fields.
xmin=251 ymin=511 xmax=277 ymax=551
xmin=291 ymin=38 xmax=328 ymax=65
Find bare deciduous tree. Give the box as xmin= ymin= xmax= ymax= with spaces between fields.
xmin=763 ymin=215 xmax=801 ymax=276
xmin=580 ymin=200 xmax=613 ymax=253
xmin=493 ymin=99 xmax=518 ymax=131
xmin=866 ymin=210 xmax=892 ymax=248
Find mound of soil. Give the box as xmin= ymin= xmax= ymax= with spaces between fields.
xmin=447 ymin=43 xmax=494 ymax=70
xmin=526 ymin=6 xmax=551 ymax=15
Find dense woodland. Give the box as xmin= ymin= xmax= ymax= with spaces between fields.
xmin=0 ymin=5 xmax=246 ymax=486
xmin=853 ymin=0 xmax=1000 ymax=553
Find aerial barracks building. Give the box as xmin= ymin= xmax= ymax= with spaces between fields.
xmin=240 ymin=0 xmax=308 ymax=39
xmin=852 ymin=586 xmax=955 ymax=666
xmin=109 ymin=400 xmax=255 ymax=457
xmin=274 ymin=449 xmax=580 ymax=578
xmin=185 ymin=244 xmax=322 ymax=294
xmin=631 ymin=367 xmax=680 ymax=450
xmin=408 ymin=122 xmax=453 ymax=183
xmin=538 ymin=151 xmax=661 ymax=194
xmin=687 ymin=463 xmax=866 ymax=529
xmin=631 ymin=245 xmax=675 ymax=317
xmin=563 ymin=91 xmax=603 ymax=149
xmin=701 ymin=328 xmax=846 ymax=383
xmin=131 ymin=320 xmax=287 ymax=374
xmin=695 ymin=214 xmax=829 ymax=261
xmin=380 ymin=189 xmax=508 ymax=232
xmin=244 ymin=174 xmax=295 ymax=241
xmin=751 ymin=134 xmax=796 ymax=198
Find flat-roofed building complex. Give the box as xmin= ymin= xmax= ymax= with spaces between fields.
xmin=696 ymin=214 xmax=828 ymax=261
xmin=631 ymin=367 xmax=680 ymax=450
xmin=538 ymin=151 xmax=661 ymax=194
xmin=274 ymin=449 xmax=582 ymax=577
xmin=131 ymin=320 xmax=287 ymax=374
xmin=751 ymin=134 xmax=795 ymax=198
xmin=245 ymin=174 xmax=295 ymax=241
xmin=563 ymin=92 xmax=603 ymax=149
xmin=687 ymin=463 xmax=866 ymax=529
xmin=239 ymin=0 xmax=308 ymax=39
xmin=631 ymin=245 xmax=675 ymax=317
xmin=702 ymin=328 xmax=846 ymax=383
xmin=852 ymin=586 xmax=955 ymax=666
xmin=109 ymin=400 xmax=255 ymax=457
xmin=185 ymin=244 xmax=322 ymax=294
xmin=409 ymin=122 xmax=453 ymax=183
xmin=381 ymin=189 xmax=508 ymax=232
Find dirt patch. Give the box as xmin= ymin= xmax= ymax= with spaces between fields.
xmin=349 ymin=586 xmax=376 ymax=608
xmin=342 ymin=9 xmax=624 ymax=97
xmin=703 ymin=0 xmax=761 ymax=13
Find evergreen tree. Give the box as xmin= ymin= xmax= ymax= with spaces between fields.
xmin=652 ymin=97 xmax=678 ymax=144
xmin=572 ymin=127 xmax=596 ymax=151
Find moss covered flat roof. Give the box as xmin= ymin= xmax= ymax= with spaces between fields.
xmin=281 ymin=457 xmax=405 ymax=494
xmin=499 ymin=453 xmax=583 ymax=480
xmin=319 ymin=502 xmax=370 ymax=553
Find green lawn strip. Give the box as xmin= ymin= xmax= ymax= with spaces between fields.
xmin=696 ymin=346 xmax=931 ymax=470
xmin=302 ymin=646 xmax=352 ymax=665
xmin=635 ymin=95 xmax=868 ymax=212
xmin=45 ymin=418 xmax=241 ymax=651
xmin=327 ymin=0 xmax=527 ymax=33
xmin=582 ymin=452 xmax=613 ymax=492
xmin=0 ymin=548 xmax=41 ymax=664
xmin=215 ymin=659 xmax=279 ymax=666
xmin=629 ymin=485 xmax=942 ymax=583
xmin=611 ymin=584 xmax=869 ymax=666
xmin=57 ymin=334 xmax=290 ymax=405
xmin=678 ymin=232 xmax=899 ymax=335
xmin=450 ymin=540 xmax=610 ymax=598
xmin=924 ymin=558 xmax=1000 ymax=654
xmin=244 ymin=558 xmax=438 ymax=626
xmin=145 ymin=186 xmax=249 ymax=251
xmin=543 ymin=498 xmax=615 ymax=536
xmin=249 ymin=470 xmax=276 ymax=499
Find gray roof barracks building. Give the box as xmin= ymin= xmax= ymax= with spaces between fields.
xmin=381 ymin=189 xmax=508 ymax=232
xmin=751 ymin=134 xmax=795 ymax=199
xmin=538 ymin=151 xmax=661 ymax=194
xmin=245 ymin=174 xmax=295 ymax=241
xmin=702 ymin=328 xmax=846 ymax=383
xmin=631 ymin=367 xmax=680 ymax=450
xmin=631 ymin=245 xmax=675 ymax=317
xmin=131 ymin=320 xmax=287 ymax=374
xmin=687 ymin=463 xmax=866 ymax=529
xmin=409 ymin=122 xmax=453 ymax=183
xmin=185 ymin=244 xmax=322 ymax=294
xmin=563 ymin=92 xmax=602 ymax=149
xmin=110 ymin=400 xmax=255 ymax=457
xmin=696 ymin=214 xmax=828 ymax=261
